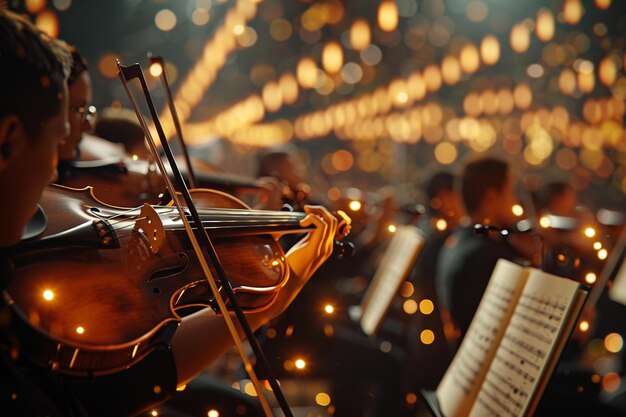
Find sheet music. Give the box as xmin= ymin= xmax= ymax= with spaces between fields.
xmin=468 ymin=270 xmax=581 ymax=417
xmin=436 ymin=260 xmax=529 ymax=417
xmin=360 ymin=225 xmax=424 ymax=336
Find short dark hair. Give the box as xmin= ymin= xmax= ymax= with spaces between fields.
xmin=461 ymin=157 xmax=509 ymax=215
xmin=536 ymin=181 xmax=571 ymax=212
xmin=67 ymin=45 xmax=89 ymax=86
xmin=95 ymin=107 xmax=145 ymax=152
xmin=0 ymin=8 xmax=70 ymax=139
xmin=257 ymin=150 xmax=291 ymax=178
xmin=425 ymin=171 xmax=454 ymax=201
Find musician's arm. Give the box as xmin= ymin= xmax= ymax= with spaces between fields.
xmin=171 ymin=206 xmax=338 ymax=385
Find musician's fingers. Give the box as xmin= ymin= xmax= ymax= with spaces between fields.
xmin=303 ymin=205 xmax=337 ymax=259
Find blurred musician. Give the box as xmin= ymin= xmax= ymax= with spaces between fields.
xmin=404 ymin=170 xmax=464 ymax=389
xmin=435 ymin=157 xmax=531 ymax=338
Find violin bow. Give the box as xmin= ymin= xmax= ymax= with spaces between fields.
xmin=117 ymin=61 xmax=293 ymax=417
xmin=148 ymin=54 xmax=198 ymax=189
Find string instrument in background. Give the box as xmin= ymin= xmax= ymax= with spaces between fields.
xmin=57 ymin=134 xmax=165 ymax=208
xmin=3 ymin=183 xmax=351 ymax=377
xmin=59 ymin=131 xmax=305 ymax=211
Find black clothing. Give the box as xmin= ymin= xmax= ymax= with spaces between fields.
xmin=435 ymin=225 xmax=523 ymax=336
xmin=403 ymin=215 xmax=453 ymax=389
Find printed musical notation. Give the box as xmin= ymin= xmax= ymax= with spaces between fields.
xmin=449 ymin=282 xmax=516 ymax=394
xmin=435 ymin=260 xmax=584 ymax=417
xmin=468 ymin=273 xmax=581 ymax=417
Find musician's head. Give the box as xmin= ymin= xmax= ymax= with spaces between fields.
xmin=0 ymin=8 xmax=71 ymax=247
xmin=424 ymin=170 xmax=464 ymax=226
xmin=536 ymin=181 xmax=578 ymax=217
xmin=95 ymin=107 xmax=148 ymax=159
xmin=58 ymin=45 xmax=94 ymax=161
xmin=257 ymin=146 xmax=306 ymax=189
xmin=461 ymin=157 xmax=518 ymax=227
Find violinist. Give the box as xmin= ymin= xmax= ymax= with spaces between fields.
xmin=55 ymin=47 xmax=165 ymax=208
xmin=435 ymin=157 xmax=532 ymax=338
xmin=0 ymin=9 xmax=339 ymax=417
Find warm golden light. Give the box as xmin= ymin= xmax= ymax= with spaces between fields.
xmin=579 ymin=321 xmax=590 ymax=332
xmin=43 ymin=290 xmax=54 ymax=301
xmin=233 ymin=23 xmax=245 ymax=35
xmin=436 ymin=218 xmax=448 ymax=231
xmin=400 ymin=282 xmax=415 ymax=298
xmin=434 ymin=142 xmax=457 ymax=165
xmin=510 ymin=23 xmax=530 ymax=53
xmin=262 ymin=81 xmax=282 ymax=112
xmin=441 ymin=56 xmax=461 ymax=85
xmin=423 ymin=65 xmax=442 ymax=92
xmin=26 ymin=0 xmax=47 ymax=14
xmin=176 ymin=384 xmax=187 ymax=391
xmin=322 ymin=41 xmax=343 ymax=74
xmin=349 ymin=200 xmax=362 ymax=211
xmin=536 ymin=9 xmax=554 ymax=42
xmin=76 ymin=326 xmax=85 ymax=334
xmin=403 ymin=299 xmax=418 ymax=315
xmin=243 ymin=381 xmax=257 ymax=396
xmin=595 ymin=0 xmax=611 ymax=10
xmin=599 ymin=57 xmax=617 ymax=86
xmin=155 ymin=9 xmax=177 ymax=32
xmin=316 ymin=392 xmax=331 ymax=406
xmin=35 ymin=10 xmax=60 ymax=38
xmin=594 ymin=242 xmax=602 ymax=250
xmin=350 ymin=18 xmax=371 ymax=51
xmin=564 ymin=0 xmax=583 ymax=24
xmin=406 ymin=392 xmax=418 ymax=405
xmin=460 ymin=44 xmax=480 ymax=74
xmin=388 ymin=224 xmax=397 ymax=233
xmin=208 ymin=410 xmax=219 ymax=417
xmin=192 ymin=8 xmax=210 ymax=26
xmin=296 ymin=57 xmax=318 ymax=89
xmin=324 ymin=304 xmax=334 ymax=314
xmin=598 ymin=249 xmax=608 ymax=260
xmin=295 ymin=359 xmax=306 ymax=369
xmin=578 ymin=72 xmax=596 ymax=93
xmin=378 ymin=0 xmax=399 ymax=32
xmin=584 ymin=227 xmax=596 ymax=238
xmin=419 ymin=299 xmax=435 ymax=315
xmin=605 ymin=333 xmax=624 ymax=353
xmin=480 ymin=35 xmax=500 ymax=65
xmin=539 ymin=216 xmax=551 ymax=228
xmin=149 ymin=62 xmax=163 ymax=78
xmin=420 ymin=330 xmax=435 ymax=345
xmin=585 ymin=273 xmax=597 ymax=284
xmin=278 ymin=73 xmax=299 ymax=105
xmin=513 ymin=84 xmax=533 ymax=109
xmin=512 ymin=204 xmax=524 ymax=216
xmin=602 ymin=372 xmax=621 ymax=393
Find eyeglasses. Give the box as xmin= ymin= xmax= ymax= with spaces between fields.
xmin=70 ymin=105 xmax=97 ymax=122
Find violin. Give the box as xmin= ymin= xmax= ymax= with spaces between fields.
xmin=4 ymin=184 xmax=351 ymax=377
xmin=57 ymin=134 xmax=165 ymax=207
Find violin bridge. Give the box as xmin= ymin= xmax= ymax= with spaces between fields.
xmin=135 ymin=204 xmax=165 ymax=254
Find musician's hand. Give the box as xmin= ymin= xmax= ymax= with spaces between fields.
xmin=172 ymin=205 xmax=337 ymax=384
xmin=268 ymin=205 xmax=338 ymax=315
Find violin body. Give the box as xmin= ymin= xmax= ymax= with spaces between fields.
xmin=4 ymin=184 xmax=298 ymax=376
